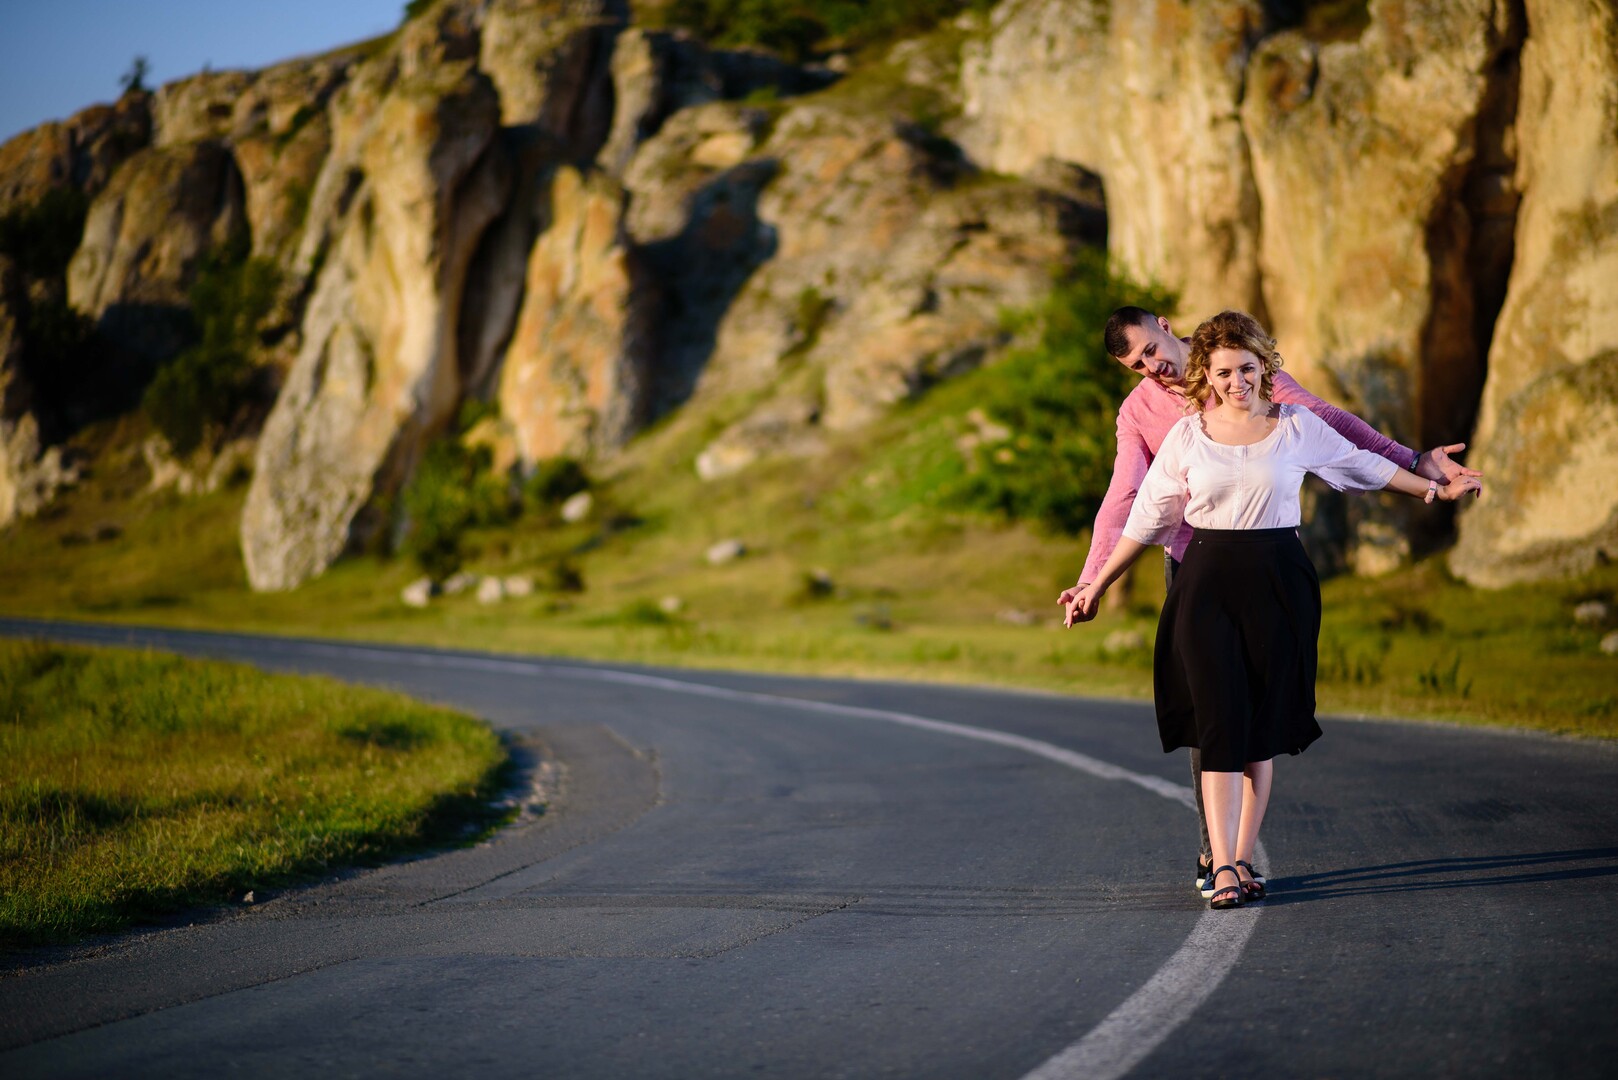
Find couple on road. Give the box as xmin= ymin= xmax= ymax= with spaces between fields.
xmin=1059 ymin=307 xmax=1482 ymax=910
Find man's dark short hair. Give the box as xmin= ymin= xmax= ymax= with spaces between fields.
xmin=1103 ymin=306 xmax=1158 ymax=359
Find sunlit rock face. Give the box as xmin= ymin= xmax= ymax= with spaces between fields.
xmin=1452 ymin=0 xmax=1618 ymax=586
xmin=0 ymin=93 xmax=152 ymax=215
xmin=497 ymin=164 xmax=651 ymax=464
xmin=5 ymin=0 xmax=1614 ymax=591
xmin=241 ymin=54 xmax=508 ymax=591
xmin=66 ymin=140 xmax=247 ymax=361
xmin=1241 ymin=0 xmax=1522 ymax=573
xmin=957 ymin=0 xmax=1269 ymax=323
xmin=1242 ymin=0 xmax=1519 ymax=445
xmin=669 ymin=98 xmax=1097 ymax=479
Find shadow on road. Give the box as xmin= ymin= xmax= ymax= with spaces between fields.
xmin=1263 ymin=847 xmax=1618 ymax=904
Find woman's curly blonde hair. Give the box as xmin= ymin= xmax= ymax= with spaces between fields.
xmin=1185 ymin=310 xmax=1285 ymax=407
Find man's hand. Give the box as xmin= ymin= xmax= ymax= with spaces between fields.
xmin=1415 ymin=443 xmax=1483 ymax=486
xmin=1058 ymin=582 xmax=1104 ymax=627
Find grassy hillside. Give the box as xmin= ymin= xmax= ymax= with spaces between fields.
xmin=3 ymin=346 xmax=1616 ymax=741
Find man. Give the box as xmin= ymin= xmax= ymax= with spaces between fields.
xmin=1058 ymin=306 xmax=1481 ymax=898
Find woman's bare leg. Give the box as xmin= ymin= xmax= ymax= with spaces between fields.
xmin=1200 ymin=769 xmax=1245 ymax=903
xmin=1235 ymin=758 xmax=1273 ymax=889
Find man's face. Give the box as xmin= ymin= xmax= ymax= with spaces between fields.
xmin=1114 ymin=318 xmax=1186 ymax=389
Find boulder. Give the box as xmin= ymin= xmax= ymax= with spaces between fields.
xmin=476 ymin=575 xmax=506 ymax=603
xmin=1452 ymin=0 xmax=1618 ymax=587
xmin=503 ymin=574 xmax=535 ymax=597
xmin=241 ymin=59 xmax=508 ymax=591
xmin=559 ymin=489 xmax=593 ymax=522
xmin=443 ymin=570 xmax=480 ymax=596
xmin=695 ymin=394 xmax=821 ymax=480
xmin=1574 ymin=600 xmax=1611 ymax=626
xmin=706 ymin=538 xmax=745 ymax=565
xmin=401 ymin=576 xmax=436 ymax=607
xmin=66 ymin=140 xmax=247 ymax=360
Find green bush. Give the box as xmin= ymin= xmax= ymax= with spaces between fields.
xmin=949 ymin=251 xmax=1176 ymax=535
xmin=142 ymin=250 xmax=279 ymax=455
xmin=400 ymin=441 xmax=512 ymax=582
xmin=0 ymin=187 xmax=89 ymax=282
xmin=660 ymin=0 xmax=994 ymax=60
xmin=524 ymin=456 xmax=591 ymax=512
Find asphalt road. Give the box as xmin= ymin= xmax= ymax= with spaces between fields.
xmin=1 ymin=618 xmax=1615 ymax=1079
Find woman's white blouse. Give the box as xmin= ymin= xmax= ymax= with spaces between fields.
xmin=1122 ymin=404 xmax=1401 ymax=545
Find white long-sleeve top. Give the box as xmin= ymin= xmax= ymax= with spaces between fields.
xmin=1122 ymin=404 xmax=1402 ymax=546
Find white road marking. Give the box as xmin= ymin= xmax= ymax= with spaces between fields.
xmin=20 ymin=626 xmax=1261 ymax=1079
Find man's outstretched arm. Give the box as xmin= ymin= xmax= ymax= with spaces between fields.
xmin=1271 ymin=371 xmax=1481 ymax=485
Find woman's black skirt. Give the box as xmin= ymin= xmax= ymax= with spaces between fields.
xmin=1155 ymin=527 xmax=1323 ymax=771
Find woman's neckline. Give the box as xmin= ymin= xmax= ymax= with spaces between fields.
xmin=1195 ymin=402 xmax=1286 ymax=447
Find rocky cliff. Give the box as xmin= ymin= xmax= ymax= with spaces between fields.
xmin=0 ymin=0 xmax=1613 ymax=588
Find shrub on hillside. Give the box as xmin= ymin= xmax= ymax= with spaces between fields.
xmin=142 ymin=248 xmax=279 ymax=455
xmin=523 ymin=456 xmax=591 ymax=513
xmin=400 ymin=441 xmax=513 ymax=582
xmin=950 ymin=252 xmax=1176 ymax=535
xmin=0 ymin=187 xmax=89 ymax=282
xmin=659 ymin=0 xmax=994 ymax=60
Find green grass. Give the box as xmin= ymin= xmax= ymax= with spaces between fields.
xmin=0 ymin=638 xmax=508 ymax=948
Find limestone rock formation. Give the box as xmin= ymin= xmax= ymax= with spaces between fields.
xmin=1241 ymin=0 xmax=1519 ymax=443
xmin=497 ymin=164 xmax=649 ymax=464
xmin=677 ymin=98 xmax=1096 ymax=473
xmin=66 ymin=140 xmax=246 ymax=360
xmin=479 ymin=0 xmax=624 ymax=145
xmin=0 ymin=93 xmax=152 ymax=215
xmin=958 ymin=0 xmax=1268 ymax=322
xmin=598 ymin=26 xmax=833 ymax=176
xmin=241 ymin=59 xmax=508 ymax=590
xmin=1451 ymin=0 xmax=1618 ymax=586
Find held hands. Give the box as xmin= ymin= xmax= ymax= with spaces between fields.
xmin=1416 ymin=443 xmax=1484 ymax=488
xmin=1058 ymin=582 xmax=1107 ymax=627
xmin=1436 ymin=474 xmax=1483 ymax=501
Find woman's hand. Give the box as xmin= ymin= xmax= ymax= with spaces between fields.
xmin=1063 ymin=582 xmax=1106 ymax=627
xmin=1437 ymin=475 xmax=1483 ymax=501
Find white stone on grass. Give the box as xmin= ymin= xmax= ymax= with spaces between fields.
xmin=401 ymin=577 xmax=435 ymax=608
xmin=477 ymin=576 xmax=506 ymax=604
xmin=560 ymin=490 xmax=593 ymax=523
xmin=1574 ymin=600 xmax=1610 ymax=625
xmin=442 ymin=571 xmax=479 ymax=596
xmin=706 ymin=538 xmax=746 ymax=565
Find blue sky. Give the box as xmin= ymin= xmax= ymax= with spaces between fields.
xmin=0 ymin=0 xmax=408 ymax=143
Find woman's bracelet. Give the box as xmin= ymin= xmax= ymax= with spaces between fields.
xmin=1424 ymin=480 xmax=1438 ymax=504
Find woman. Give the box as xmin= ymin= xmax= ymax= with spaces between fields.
xmin=1067 ymin=311 xmax=1481 ymax=910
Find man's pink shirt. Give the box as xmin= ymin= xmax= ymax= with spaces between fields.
xmin=1078 ymin=371 xmax=1415 ymax=583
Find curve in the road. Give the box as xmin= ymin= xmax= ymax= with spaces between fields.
xmin=2 ymin=623 xmax=1262 ymax=1079
xmin=295 ymin=641 xmax=1268 ymax=1080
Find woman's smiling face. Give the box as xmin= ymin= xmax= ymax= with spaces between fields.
xmin=1207 ymin=347 xmax=1264 ymax=410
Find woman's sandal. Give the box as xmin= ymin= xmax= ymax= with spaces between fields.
xmin=1208 ymin=865 xmax=1243 ymax=910
xmin=1236 ymin=860 xmax=1266 ymax=902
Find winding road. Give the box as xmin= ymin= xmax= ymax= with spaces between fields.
xmin=1 ymin=618 xmax=1615 ymax=1078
